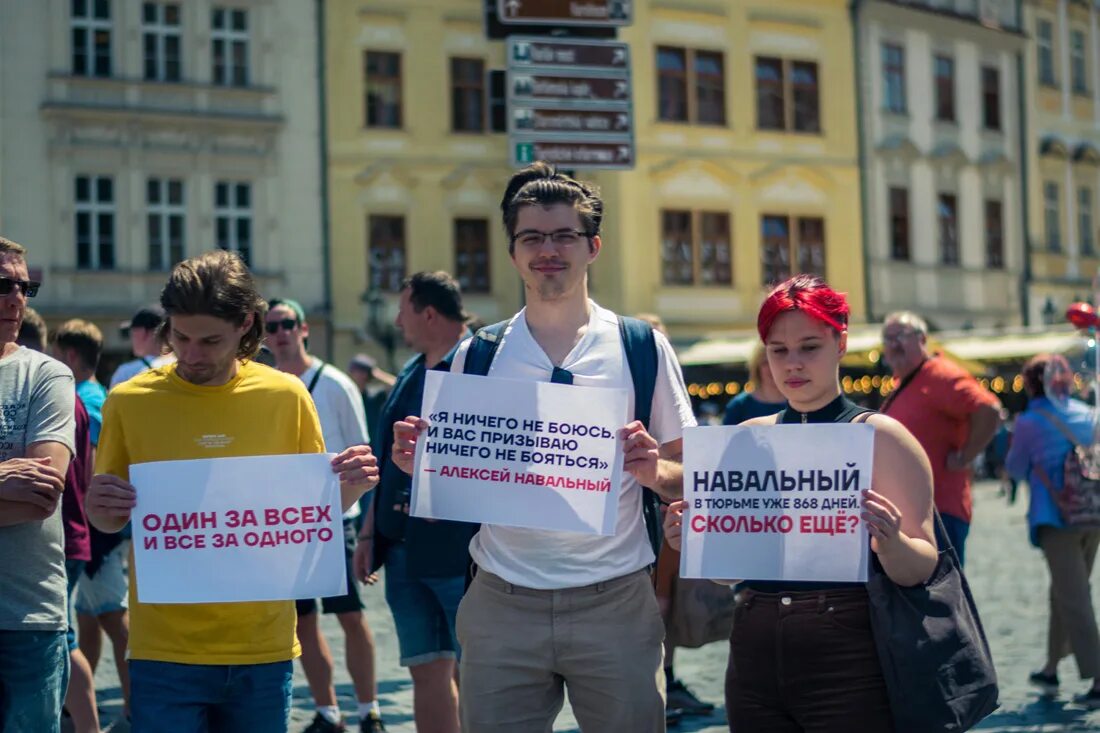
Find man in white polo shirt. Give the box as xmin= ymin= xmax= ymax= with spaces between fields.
xmin=393 ymin=163 xmax=695 ymax=732
xmin=265 ymin=298 xmax=384 ymax=733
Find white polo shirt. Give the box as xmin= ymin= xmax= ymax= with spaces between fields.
xmin=451 ymin=301 xmax=696 ymax=589
xmin=299 ymin=357 xmax=370 ymax=521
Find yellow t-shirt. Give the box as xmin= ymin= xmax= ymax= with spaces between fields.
xmin=96 ymin=359 xmax=325 ymax=665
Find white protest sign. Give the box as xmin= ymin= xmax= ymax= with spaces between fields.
xmin=130 ymin=453 xmax=345 ymax=604
xmin=681 ymin=424 xmax=874 ymax=583
xmin=411 ymin=370 xmax=628 ymax=535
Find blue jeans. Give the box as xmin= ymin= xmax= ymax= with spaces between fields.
xmin=64 ymin=559 xmax=85 ymax=651
xmin=0 ymin=629 xmax=69 ymax=733
xmin=130 ymin=659 xmax=293 ymax=733
xmin=940 ymin=513 xmax=971 ymax=567
xmin=384 ymin=543 xmax=465 ymax=667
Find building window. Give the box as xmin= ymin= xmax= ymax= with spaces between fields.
xmin=981 ymin=66 xmax=1001 ymax=131
xmin=985 ymin=200 xmax=1004 ymax=269
xmin=368 ymin=216 xmax=406 ymax=292
xmin=450 ymin=58 xmax=485 ymax=133
xmin=142 ymin=3 xmax=181 ymax=82
xmin=934 ymin=55 xmax=955 ymax=122
xmin=1081 ymin=187 xmax=1094 ymax=255
xmin=454 ymin=218 xmax=490 ymax=293
xmin=755 ymin=57 xmax=819 ymax=133
xmin=882 ymin=43 xmax=906 ymax=114
xmin=656 ymin=47 xmax=688 ymax=122
xmin=889 ymin=187 xmax=910 ymax=261
xmin=1045 ymin=181 xmax=1061 ymax=251
xmin=938 ymin=194 xmax=959 ymax=266
xmin=656 ymin=48 xmax=726 ymax=125
xmin=147 ymin=178 xmax=184 ymax=270
xmin=660 ymin=211 xmax=732 ymax=286
xmin=214 ymin=181 xmax=251 ymax=266
xmin=365 ymin=51 xmax=402 ymax=129
xmin=760 ymin=215 xmax=825 ymax=285
xmin=695 ymin=51 xmax=726 ymax=126
xmin=71 ymin=0 xmax=111 ymax=77
xmin=1038 ymin=19 xmax=1055 ymax=85
xmin=211 ymin=8 xmax=248 ymax=86
xmin=1072 ymin=29 xmax=1088 ymax=94
xmin=75 ymin=175 xmax=115 ymax=270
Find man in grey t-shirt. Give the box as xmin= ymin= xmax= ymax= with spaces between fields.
xmin=0 ymin=236 xmax=75 ymax=733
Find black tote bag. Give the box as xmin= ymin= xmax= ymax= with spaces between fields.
xmin=865 ymin=512 xmax=999 ymax=732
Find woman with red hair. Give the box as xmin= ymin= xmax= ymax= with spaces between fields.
xmin=665 ymin=274 xmax=938 ymax=732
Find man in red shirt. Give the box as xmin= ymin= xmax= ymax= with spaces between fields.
xmin=880 ymin=311 xmax=1002 ymax=565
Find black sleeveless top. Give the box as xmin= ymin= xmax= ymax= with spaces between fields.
xmin=738 ymin=395 xmax=872 ymax=594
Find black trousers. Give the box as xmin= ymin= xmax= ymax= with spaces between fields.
xmin=725 ymin=587 xmax=894 ymax=733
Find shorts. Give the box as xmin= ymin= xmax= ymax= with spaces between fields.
xmin=384 ymin=543 xmax=465 ymax=667
xmin=295 ymin=520 xmax=363 ymax=617
xmin=75 ymin=541 xmax=129 ymax=617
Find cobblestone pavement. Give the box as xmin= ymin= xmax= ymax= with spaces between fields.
xmin=92 ymin=480 xmax=1100 ymax=732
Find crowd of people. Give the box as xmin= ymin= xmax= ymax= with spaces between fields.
xmin=0 ymin=161 xmax=1098 ymax=733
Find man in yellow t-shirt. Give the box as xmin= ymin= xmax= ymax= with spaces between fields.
xmin=84 ymin=251 xmax=380 ymax=733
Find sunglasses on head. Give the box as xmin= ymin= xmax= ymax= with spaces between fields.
xmin=0 ymin=277 xmax=40 ymax=298
xmin=264 ymin=318 xmax=298 ymax=334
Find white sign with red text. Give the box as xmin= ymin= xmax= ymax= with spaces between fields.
xmin=130 ymin=454 xmax=345 ymax=604
xmin=411 ymin=371 xmax=628 ymax=534
xmin=680 ymin=424 xmax=874 ymax=583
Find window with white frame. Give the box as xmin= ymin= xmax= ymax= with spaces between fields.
xmin=882 ymin=43 xmax=906 ymax=114
xmin=75 ymin=175 xmax=115 ymax=270
xmin=147 ymin=178 xmax=185 ymax=270
xmin=211 ymin=7 xmax=248 ymax=86
xmin=1072 ymin=29 xmax=1089 ymax=94
xmin=1045 ymin=181 xmax=1061 ymax=251
xmin=143 ymin=3 xmax=182 ymax=82
xmin=1038 ymin=19 xmax=1055 ymax=85
xmin=215 ymin=182 xmax=252 ymax=266
xmin=1080 ymin=187 xmax=1094 ymax=255
xmin=71 ymin=0 xmax=111 ymax=77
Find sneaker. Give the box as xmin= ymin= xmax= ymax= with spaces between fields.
xmin=1074 ymin=688 xmax=1100 ymax=709
xmin=667 ymin=678 xmax=716 ymax=716
xmin=665 ymin=706 xmax=683 ymax=728
xmin=1028 ymin=670 xmax=1059 ymax=696
xmin=359 ymin=712 xmax=386 ymax=732
xmin=303 ymin=712 xmax=346 ymax=733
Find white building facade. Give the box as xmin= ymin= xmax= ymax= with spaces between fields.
xmin=0 ymin=0 xmax=327 ymax=363
xmin=855 ymin=0 xmax=1027 ymax=329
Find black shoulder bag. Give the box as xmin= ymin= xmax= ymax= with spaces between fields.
xmin=856 ymin=409 xmax=1000 ymax=731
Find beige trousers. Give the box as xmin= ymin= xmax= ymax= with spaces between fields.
xmin=456 ymin=567 xmax=666 ymax=733
xmin=1039 ymin=526 xmax=1100 ymax=678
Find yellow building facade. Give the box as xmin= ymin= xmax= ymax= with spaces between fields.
xmin=325 ymin=0 xmax=865 ymax=369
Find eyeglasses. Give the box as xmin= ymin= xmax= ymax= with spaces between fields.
xmin=0 ymin=277 xmax=40 ymax=298
xmin=511 ymin=229 xmax=590 ymax=248
xmin=264 ymin=318 xmax=298 ymax=334
xmin=881 ymin=330 xmax=917 ymax=347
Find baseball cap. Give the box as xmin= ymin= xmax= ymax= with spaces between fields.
xmin=120 ymin=305 xmax=165 ymax=336
xmin=349 ymin=354 xmax=377 ymax=373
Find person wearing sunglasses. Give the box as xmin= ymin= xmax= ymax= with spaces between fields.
xmin=0 ymin=236 xmax=76 ymax=733
xmin=264 ymin=298 xmax=386 ymax=733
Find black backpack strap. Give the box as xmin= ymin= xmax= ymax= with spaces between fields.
xmin=618 ymin=316 xmax=663 ymax=556
xmin=306 ymin=361 xmax=326 ymax=394
xmin=463 ymin=320 xmax=510 ymax=377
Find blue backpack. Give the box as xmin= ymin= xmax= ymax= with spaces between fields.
xmin=462 ymin=316 xmax=665 ymax=555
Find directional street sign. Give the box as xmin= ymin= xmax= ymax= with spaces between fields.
xmin=507 ymin=37 xmax=634 ymax=170
xmin=498 ymin=0 xmax=633 ymax=27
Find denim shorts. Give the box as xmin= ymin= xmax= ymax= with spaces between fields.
xmin=384 ymin=543 xmax=465 ymax=667
xmin=0 ymin=629 xmax=69 ymax=733
xmin=75 ymin=542 xmax=129 ymax=617
xmin=130 ymin=659 xmax=293 ymax=733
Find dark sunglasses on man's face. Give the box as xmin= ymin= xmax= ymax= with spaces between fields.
xmin=0 ymin=277 xmax=40 ymax=298
xmin=264 ymin=318 xmax=298 ymax=334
